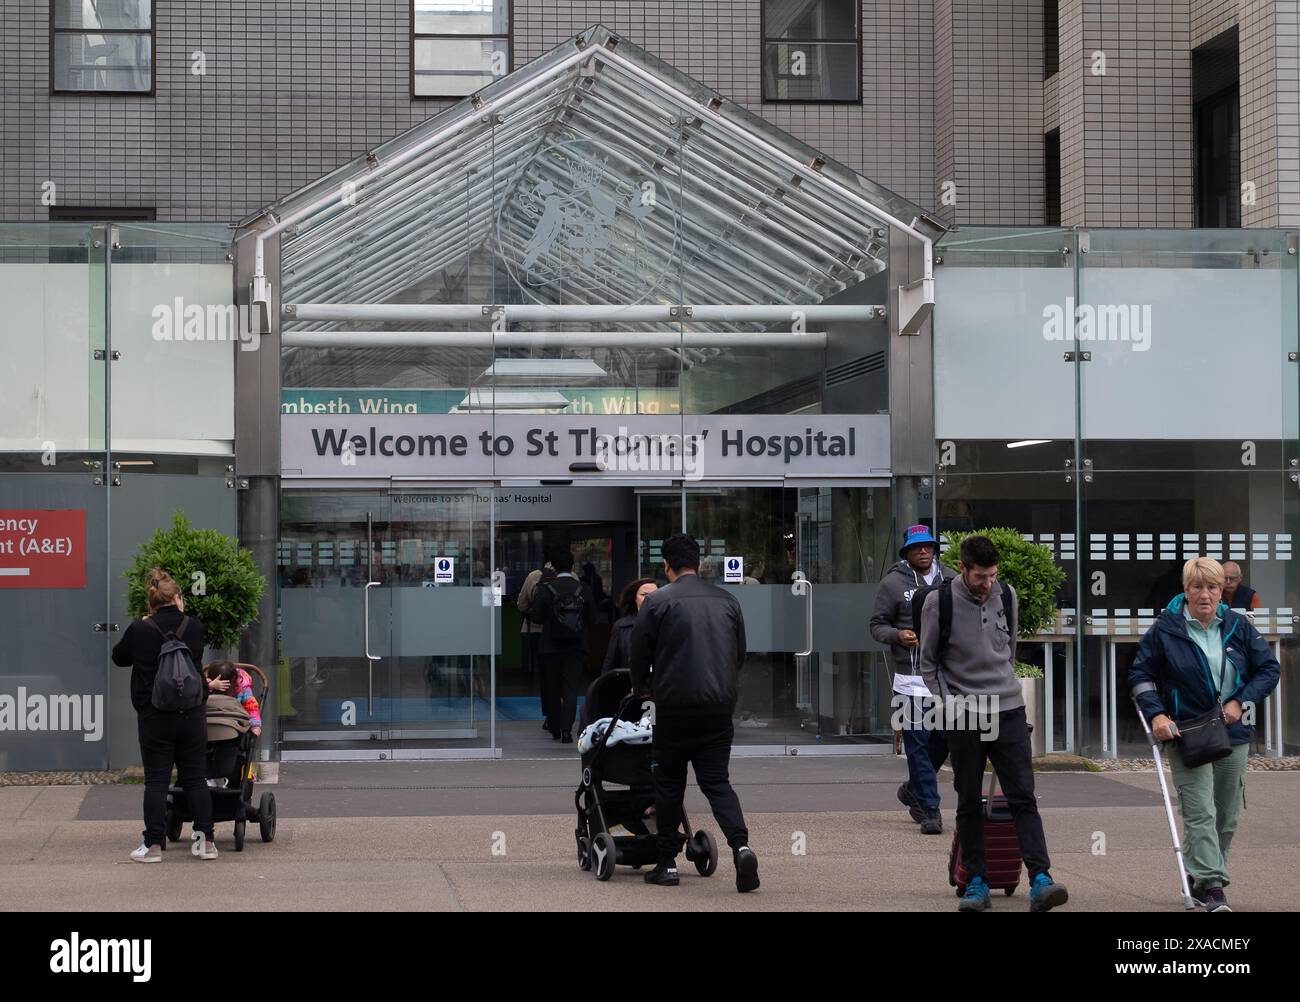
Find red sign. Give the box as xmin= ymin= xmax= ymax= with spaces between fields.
xmin=0 ymin=510 xmax=87 ymax=589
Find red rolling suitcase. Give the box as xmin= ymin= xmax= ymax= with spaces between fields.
xmin=948 ymin=772 xmax=1022 ymax=897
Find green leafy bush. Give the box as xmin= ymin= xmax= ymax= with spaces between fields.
xmin=125 ymin=511 xmax=267 ymax=651
xmin=939 ymin=528 xmax=1065 ymax=638
xmin=1014 ymin=661 xmax=1045 ymax=678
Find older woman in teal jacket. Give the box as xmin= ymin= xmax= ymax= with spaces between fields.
xmin=1128 ymin=557 xmax=1280 ymax=912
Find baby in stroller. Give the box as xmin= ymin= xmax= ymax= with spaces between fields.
xmin=573 ymin=670 xmax=719 ymax=881
xmin=204 ymin=661 xmax=261 ymax=789
xmin=206 ymin=661 xmax=262 ymax=734
xmin=165 ymin=662 xmax=278 ymax=851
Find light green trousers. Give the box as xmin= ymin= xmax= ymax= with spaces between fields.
xmin=1168 ymin=742 xmax=1248 ymax=891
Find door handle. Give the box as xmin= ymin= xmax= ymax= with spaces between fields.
xmin=364 ymin=580 xmax=381 ymax=714
xmin=792 ymin=571 xmax=813 ymax=657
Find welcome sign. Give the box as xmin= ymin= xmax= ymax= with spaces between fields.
xmin=281 ymin=413 xmax=890 ymax=479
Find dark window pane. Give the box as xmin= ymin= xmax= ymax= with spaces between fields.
xmin=1044 ymin=129 xmax=1061 ymax=226
xmin=765 ymin=0 xmax=856 ymax=40
xmin=1043 ymin=0 xmax=1059 ymax=78
xmin=763 ymin=41 xmax=858 ymax=100
xmin=53 ymin=33 xmax=151 ymax=92
xmin=1195 ymin=88 xmax=1240 ymax=227
xmin=414 ymin=0 xmax=509 ymax=35
xmin=414 ymin=38 xmax=509 ymax=96
xmin=54 ymin=0 xmax=151 ymax=30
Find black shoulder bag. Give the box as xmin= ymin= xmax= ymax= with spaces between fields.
xmin=1175 ymin=639 xmax=1233 ymax=768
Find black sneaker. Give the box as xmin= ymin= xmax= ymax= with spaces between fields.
xmin=644 ymin=862 xmax=679 ymax=886
xmin=734 ymin=846 xmax=760 ymax=893
xmin=897 ymin=782 xmax=925 ymax=824
xmin=1186 ymin=872 xmax=1206 ymax=907
xmin=1203 ymin=888 xmax=1231 ymax=912
xmin=561 ymin=731 xmax=573 ymax=744
xmin=920 ymin=808 xmax=943 ymax=835
xmin=541 ymin=717 xmax=551 ymax=732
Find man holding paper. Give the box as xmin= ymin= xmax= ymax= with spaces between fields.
xmin=871 ymin=524 xmax=955 ymax=835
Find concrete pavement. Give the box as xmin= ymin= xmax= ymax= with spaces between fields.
xmin=2 ymin=757 xmax=1297 ymax=911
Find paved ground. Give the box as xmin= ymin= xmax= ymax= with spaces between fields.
xmin=2 ymin=757 xmax=1297 ymax=911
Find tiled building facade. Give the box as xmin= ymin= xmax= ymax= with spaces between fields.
xmin=1 ymin=1 xmax=1295 ymax=227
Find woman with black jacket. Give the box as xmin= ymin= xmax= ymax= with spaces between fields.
xmin=602 ymin=577 xmax=658 ymax=675
xmin=111 ymin=568 xmax=222 ymax=863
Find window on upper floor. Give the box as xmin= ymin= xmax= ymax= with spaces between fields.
xmin=412 ymin=0 xmax=511 ymax=98
xmin=1043 ymin=0 xmax=1059 ymax=79
xmin=762 ymin=0 xmax=860 ymax=103
xmin=1193 ymin=28 xmax=1241 ymax=228
xmin=52 ymin=0 xmax=154 ymax=95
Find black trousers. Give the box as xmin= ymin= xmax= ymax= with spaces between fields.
xmin=138 ymin=708 xmax=213 ymax=846
xmin=541 ymin=649 xmax=584 ymax=734
xmin=526 ymin=633 xmax=549 ymax=721
xmin=945 ymin=705 xmax=1050 ymax=880
xmin=652 ymin=712 xmax=749 ymax=861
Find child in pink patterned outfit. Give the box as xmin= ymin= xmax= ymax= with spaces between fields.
xmin=205 ymin=661 xmax=262 ymax=735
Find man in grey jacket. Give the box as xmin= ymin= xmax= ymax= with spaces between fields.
xmin=870 ymin=524 xmax=954 ymax=834
xmin=918 ymin=534 xmax=1068 ymax=912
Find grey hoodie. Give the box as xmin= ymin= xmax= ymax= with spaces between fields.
xmin=870 ymin=559 xmax=956 ymax=674
xmin=918 ymin=573 xmax=1023 ymax=712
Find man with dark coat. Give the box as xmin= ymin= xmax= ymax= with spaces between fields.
xmin=629 ymin=533 xmax=759 ymax=893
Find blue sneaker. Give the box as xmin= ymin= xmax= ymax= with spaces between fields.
xmin=958 ymin=876 xmax=991 ymax=912
xmin=1029 ymin=872 xmax=1069 ymax=912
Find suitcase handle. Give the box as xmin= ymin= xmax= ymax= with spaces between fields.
xmin=983 ymin=771 xmax=1000 ymax=819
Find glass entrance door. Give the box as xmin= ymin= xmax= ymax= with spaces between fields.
xmin=279 ymin=489 xmax=391 ymax=755
xmin=636 ymin=483 xmax=895 ymax=752
xmin=386 ymin=486 xmax=497 ymax=755
xmin=278 ymin=485 xmax=498 ymax=758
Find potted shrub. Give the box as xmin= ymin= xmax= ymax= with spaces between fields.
xmin=125 ymin=511 xmax=268 ymax=659
xmin=940 ymin=528 xmax=1065 ymax=757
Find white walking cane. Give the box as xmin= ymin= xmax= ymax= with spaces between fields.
xmin=1130 ymin=685 xmax=1198 ymax=910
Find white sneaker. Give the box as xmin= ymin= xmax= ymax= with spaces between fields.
xmin=130 ymin=843 xmax=162 ymax=863
xmin=197 ymin=840 xmax=219 ymax=860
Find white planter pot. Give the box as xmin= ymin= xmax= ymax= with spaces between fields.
xmin=1020 ymin=676 xmax=1046 ymax=757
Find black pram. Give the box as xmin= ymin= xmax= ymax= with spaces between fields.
xmin=573 ymin=669 xmax=719 ymax=880
xmin=164 ymin=662 xmax=278 ymax=852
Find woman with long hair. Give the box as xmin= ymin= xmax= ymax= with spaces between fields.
xmin=111 ymin=568 xmax=223 ymax=862
xmin=602 ymin=577 xmax=659 ymax=675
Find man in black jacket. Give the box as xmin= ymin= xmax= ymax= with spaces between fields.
xmin=529 ymin=548 xmax=592 ymax=743
xmin=629 ymin=533 xmax=758 ymax=892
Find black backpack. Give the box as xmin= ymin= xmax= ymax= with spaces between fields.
xmin=910 ymin=577 xmax=1013 ymax=662
xmin=145 ymin=616 xmax=204 ymax=711
xmin=542 ymin=578 xmax=586 ymax=643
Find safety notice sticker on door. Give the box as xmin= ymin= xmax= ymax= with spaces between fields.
xmin=434 ymin=557 xmax=455 ymax=584
xmin=724 ymin=556 xmax=744 ymax=583
xmin=0 ymin=510 xmax=87 ymax=589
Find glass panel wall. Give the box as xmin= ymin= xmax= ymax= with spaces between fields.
xmin=1079 ymin=229 xmax=1299 ymax=756
xmin=932 ymin=228 xmax=1079 ymax=753
xmin=0 ymin=223 xmax=238 ymax=771
xmin=934 ymin=226 xmax=1300 ymax=757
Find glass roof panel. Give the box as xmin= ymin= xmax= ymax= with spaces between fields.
xmin=264 ymin=24 xmax=934 ymax=328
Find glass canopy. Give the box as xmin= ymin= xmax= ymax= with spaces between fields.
xmin=253 ymin=24 xmax=937 ymax=408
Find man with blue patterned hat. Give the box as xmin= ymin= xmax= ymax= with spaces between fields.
xmin=871 ymin=523 xmax=955 ymax=834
